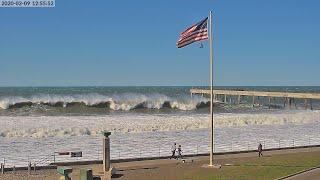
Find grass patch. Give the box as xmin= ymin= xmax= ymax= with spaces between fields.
xmin=179 ymin=150 xmax=320 ymax=180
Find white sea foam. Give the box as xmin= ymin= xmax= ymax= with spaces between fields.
xmin=0 ymin=110 xmax=319 ymax=138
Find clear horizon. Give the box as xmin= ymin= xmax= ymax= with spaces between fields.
xmin=1 ymin=85 xmax=320 ymax=88
xmin=1 ymin=0 xmax=320 ymax=86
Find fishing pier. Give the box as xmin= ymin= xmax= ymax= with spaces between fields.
xmin=190 ymin=88 xmax=320 ymax=109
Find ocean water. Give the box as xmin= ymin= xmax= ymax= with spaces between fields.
xmin=0 ymin=86 xmax=320 ymax=166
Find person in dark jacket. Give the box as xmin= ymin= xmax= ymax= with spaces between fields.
xmin=258 ymin=143 xmax=263 ymax=157
xmin=170 ymin=143 xmax=176 ymax=159
xmin=177 ymin=145 xmax=183 ymax=160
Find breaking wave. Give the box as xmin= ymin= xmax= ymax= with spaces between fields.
xmin=0 ymin=110 xmax=319 ymax=138
xmin=0 ymin=93 xmax=210 ymax=111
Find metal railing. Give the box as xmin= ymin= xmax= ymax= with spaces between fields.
xmin=1 ymin=135 xmax=320 ymax=169
xmin=2 ymin=135 xmax=318 ymax=168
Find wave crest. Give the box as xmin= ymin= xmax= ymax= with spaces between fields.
xmin=0 ymin=93 xmax=210 ymax=111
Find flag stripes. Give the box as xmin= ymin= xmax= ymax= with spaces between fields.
xmin=177 ymin=17 xmax=208 ymax=48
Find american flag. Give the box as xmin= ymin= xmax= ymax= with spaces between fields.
xmin=176 ymin=17 xmax=208 ymax=48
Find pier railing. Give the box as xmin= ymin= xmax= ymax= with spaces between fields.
xmin=190 ymin=88 xmax=320 ymax=99
xmin=190 ymin=88 xmax=320 ymax=109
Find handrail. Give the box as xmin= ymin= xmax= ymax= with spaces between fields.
xmin=1 ymin=136 xmax=319 ymax=167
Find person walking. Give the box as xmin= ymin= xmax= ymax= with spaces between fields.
xmin=170 ymin=143 xmax=176 ymax=159
xmin=177 ymin=145 xmax=183 ymax=160
xmin=258 ymin=143 xmax=263 ymax=157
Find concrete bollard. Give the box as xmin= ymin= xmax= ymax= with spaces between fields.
xmin=1 ymin=163 xmax=4 ymax=174
xmin=28 ymin=162 xmax=31 ymax=175
xmin=103 ymin=131 xmax=111 ymax=172
xmin=102 ymin=131 xmax=116 ymax=180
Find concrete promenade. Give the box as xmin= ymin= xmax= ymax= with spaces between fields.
xmin=1 ymin=146 xmax=320 ymax=179
xmin=285 ymin=168 xmax=320 ymax=180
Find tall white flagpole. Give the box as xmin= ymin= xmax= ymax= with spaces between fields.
xmin=209 ymin=10 xmax=215 ymax=166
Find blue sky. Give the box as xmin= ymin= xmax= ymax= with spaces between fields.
xmin=0 ymin=0 xmax=319 ymax=86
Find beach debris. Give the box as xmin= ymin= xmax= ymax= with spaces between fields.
xmin=182 ymin=158 xmax=194 ymax=163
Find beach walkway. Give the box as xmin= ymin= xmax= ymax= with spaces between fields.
xmin=110 ymin=147 xmax=320 ymax=180
xmin=285 ymin=168 xmax=320 ymax=180
xmin=1 ymin=146 xmax=320 ymax=179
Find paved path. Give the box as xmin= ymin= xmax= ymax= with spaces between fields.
xmin=110 ymin=146 xmax=320 ymax=169
xmin=285 ymin=168 xmax=320 ymax=180
xmin=1 ymin=146 xmax=320 ymax=180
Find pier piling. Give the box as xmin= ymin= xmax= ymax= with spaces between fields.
xmin=268 ymin=97 xmax=271 ymax=109
xmin=252 ymin=96 xmax=255 ymax=107
xmin=305 ymin=99 xmax=308 ymax=109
